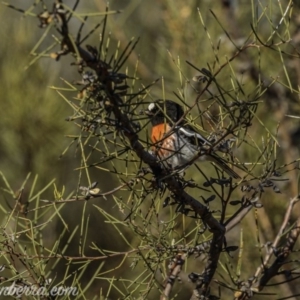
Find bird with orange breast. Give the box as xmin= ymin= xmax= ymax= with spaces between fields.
xmin=145 ymin=99 xmax=240 ymax=179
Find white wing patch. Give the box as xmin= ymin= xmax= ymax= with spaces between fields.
xmin=177 ymin=127 xmax=210 ymax=146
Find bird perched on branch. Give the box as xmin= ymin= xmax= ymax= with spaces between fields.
xmin=145 ymin=99 xmax=240 ymax=179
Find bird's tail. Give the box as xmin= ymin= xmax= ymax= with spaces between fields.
xmin=209 ymin=154 xmax=240 ymax=179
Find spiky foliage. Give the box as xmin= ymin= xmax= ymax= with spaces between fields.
xmin=1 ymin=1 xmax=300 ymax=300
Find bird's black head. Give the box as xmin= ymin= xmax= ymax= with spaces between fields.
xmin=145 ymin=99 xmax=184 ymax=126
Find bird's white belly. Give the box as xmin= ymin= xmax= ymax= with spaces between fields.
xmin=161 ymin=133 xmax=206 ymax=168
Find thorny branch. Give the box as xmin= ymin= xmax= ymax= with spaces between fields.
xmin=254 ymin=196 xmax=300 ymax=290
xmin=255 ymin=217 xmax=300 ymax=291
xmin=5 ymin=1 xmax=299 ymax=299
xmin=232 ymin=196 xmax=300 ymax=299
xmin=44 ymin=2 xmax=230 ymax=296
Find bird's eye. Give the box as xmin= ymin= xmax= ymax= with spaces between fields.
xmin=148 ymin=103 xmax=156 ymax=111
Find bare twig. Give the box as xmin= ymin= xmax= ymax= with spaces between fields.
xmin=253 ymin=196 xmax=300 ymax=291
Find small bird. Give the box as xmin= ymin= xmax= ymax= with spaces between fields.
xmin=145 ymin=99 xmax=240 ymax=179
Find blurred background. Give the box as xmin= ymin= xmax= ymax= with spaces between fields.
xmin=1 ymin=0 xmax=300 ymax=299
